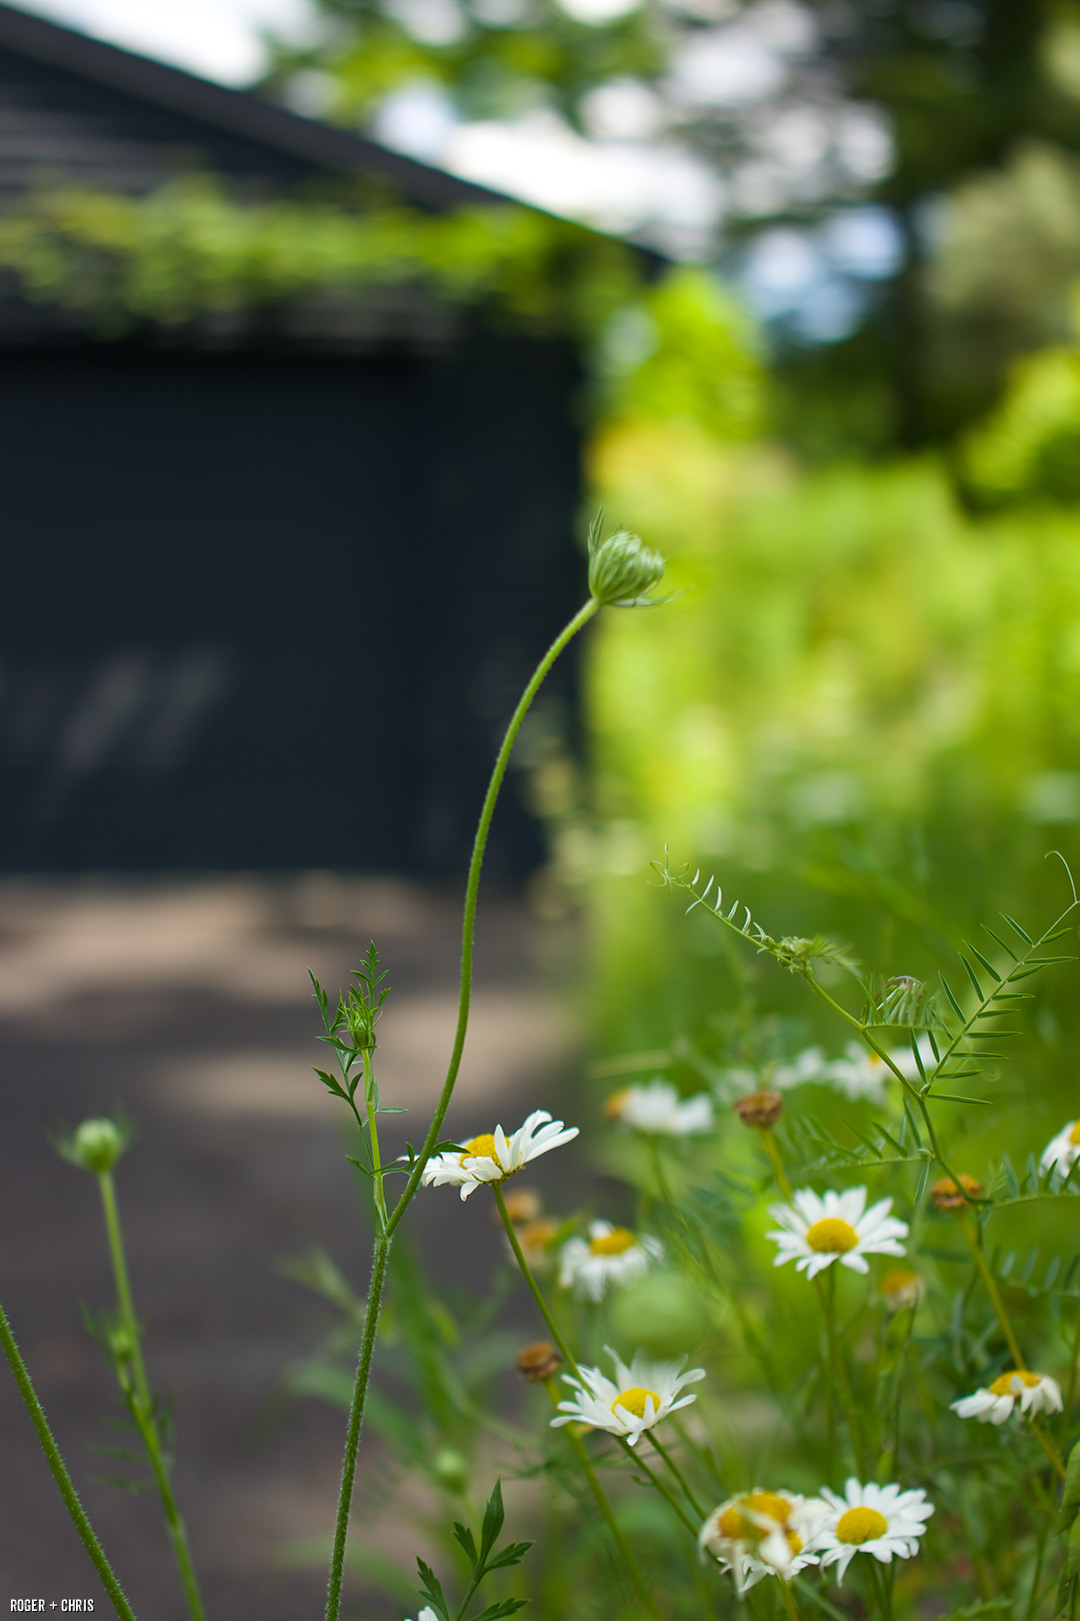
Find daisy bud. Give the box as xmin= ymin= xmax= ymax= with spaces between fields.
xmin=930 ymin=1174 xmax=983 ymax=1211
xmin=734 ymin=1090 xmax=783 ymax=1129
xmin=588 ymin=526 xmax=665 ymax=608
xmin=58 ymin=1116 xmax=128 ymax=1175
xmin=516 ymin=1341 xmax=562 ymax=1383
xmin=881 ymin=1269 xmax=923 ymax=1312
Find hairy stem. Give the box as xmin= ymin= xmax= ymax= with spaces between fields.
xmin=98 ymin=1172 xmax=205 ymax=1621
xmin=325 ymin=1234 xmax=390 ymax=1621
xmin=0 ymin=1293 xmax=137 ymax=1620
xmin=385 ymin=597 xmax=599 ymax=1240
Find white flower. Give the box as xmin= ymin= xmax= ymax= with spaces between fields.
xmin=771 ymin=1046 xmax=831 ymax=1091
xmin=558 ymin=1221 xmax=662 ymax=1301
xmin=698 ymin=1490 xmax=827 ymax=1594
xmin=808 ymin=1478 xmax=933 ymax=1584
xmin=421 ymin=1111 xmax=578 ymax=1201
xmin=951 ymin=1369 xmax=1063 ymax=1426
xmin=767 ymin=1186 xmax=909 ymax=1280
xmin=550 ymin=1347 xmax=704 ymax=1446
xmin=1041 ymin=1120 xmax=1080 ymax=1177
xmin=404 ymin=1611 xmax=439 ymax=1621
xmin=604 ymin=1079 xmax=713 ymax=1135
xmin=823 ymin=1038 xmax=935 ymax=1103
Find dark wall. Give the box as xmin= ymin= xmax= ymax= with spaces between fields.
xmin=0 ymin=339 xmax=583 ymax=877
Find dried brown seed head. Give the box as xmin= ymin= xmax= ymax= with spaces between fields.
xmin=734 ymin=1090 xmax=784 ymax=1129
xmin=930 ymin=1174 xmax=983 ymax=1211
xmin=516 ymin=1341 xmax=563 ymax=1382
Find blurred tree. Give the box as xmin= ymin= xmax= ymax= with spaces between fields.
xmin=261 ymin=0 xmax=1080 ymax=451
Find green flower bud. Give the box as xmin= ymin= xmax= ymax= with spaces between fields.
xmin=431 ymin=1446 xmax=468 ymax=1493
xmin=60 ymin=1116 xmax=128 ymax=1175
xmin=587 ymin=522 xmax=666 ymax=608
xmin=106 ymin=1323 xmax=137 ymax=1363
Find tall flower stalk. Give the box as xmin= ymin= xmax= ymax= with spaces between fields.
xmin=322 ymin=523 xmax=668 ymax=1621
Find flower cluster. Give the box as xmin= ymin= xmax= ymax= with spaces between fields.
xmin=699 ymin=1478 xmax=934 ymax=1593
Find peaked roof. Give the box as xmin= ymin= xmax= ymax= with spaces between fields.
xmin=0 ymin=2 xmax=512 ymax=210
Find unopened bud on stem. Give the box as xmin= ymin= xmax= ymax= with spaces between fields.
xmin=588 ymin=521 xmax=666 ymax=608
xmin=58 ymin=1116 xmax=128 ymax=1175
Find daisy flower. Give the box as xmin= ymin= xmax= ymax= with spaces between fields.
xmin=809 ymin=1478 xmax=933 ymax=1584
xmin=1041 ymin=1120 xmax=1080 ymax=1177
xmin=881 ymin=1268 xmax=923 ymax=1313
xmin=421 ymin=1110 xmax=578 ymax=1201
xmin=558 ymin=1221 xmax=662 ymax=1301
xmin=824 ymin=1038 xmax=934 ymax=1103
xmin=699 ymin=1490 xmax=827 ymax=1595
xmin=771 ymin=1046 xmax=831 ymax=1091
xmin=604 ymin=1079 xmax=713 ymax=1136
xmin=767 ymin=1186 xmax=909 ymax=1279
xmin=550 ymin=1347 xmax=704 ymax=1447
xmin=951 ymin=1369 xmax=1063 ymax=1426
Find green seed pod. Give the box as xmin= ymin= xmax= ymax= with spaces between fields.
xmin=587 ymin=524 xmax=666 ymax=608
xmin=61 ymin=1116 xmax=128 ymax=1175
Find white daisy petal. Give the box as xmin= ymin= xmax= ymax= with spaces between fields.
xmin=558 ymin=1222 xmax=663 ymax=1301
xmin=766 ymin=1186 xmax=909 ymax=1280
xmin=550 ymin=1348 xmax=703 ymax=1442
xmin=1041 ymin=1120 xmax=1080 ymax=1176
xmin=604 ymin=1079 xmax=714 ymax=1136
xmin=419 ymin=1111 xmax=578 ymax=1200
xmin=807 ymin=1477 xmax=932 ymax=1584
xmin=699 ymin=1490 xmax=826 ymax=1594
xmin=951 ymin=1370 xmax=1063 ymax=1426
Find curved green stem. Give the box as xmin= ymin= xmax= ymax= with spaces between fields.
xmin=325 ymin=1234 xmax=390 ymax=1621
xmin=322 ymin=597 xmax=597 ymax=1616
xmin=385 ymin=597 xmax=599 ymax=1241
xmin=0 ymin=1294 xmax=137 ymax=1619
xmin=648 ymin=1433 xmax=705 ymax=1518
xmin=98 ymin=1172 xmax=206 ymax=1621
xmin=494 ymin=1185 xmax=580 ymax=1376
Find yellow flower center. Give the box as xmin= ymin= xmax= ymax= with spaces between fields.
xmin=460 ymin=1133 xmax=498 ymax=1165
xmin=590 ymin=1227 xmax=638 ymax=1256
xmin=604 ymin=1089 xmax=630 ymax=1120
xmin=835 ymin=1506 xmax=888 ymax=1545
xmin=989 ymin=1369 xmax=1040 ymax=1397
xmin=806 ymin=1217 xmax=859 ymax=1254
xmin=718 ymin=1492 xmax=793 ymax=1543
xmin=612 ymin=1386 xmax=661 ymax=1421
xmin=1068 ymin=1122 xmax=1080 ymax=1145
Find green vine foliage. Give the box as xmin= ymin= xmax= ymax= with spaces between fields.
xmin=0 ymin=174 xmax=642 ymax=338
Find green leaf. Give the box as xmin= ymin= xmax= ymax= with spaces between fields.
xmin=480 ymin=1479 xmax=506 ymax=1563
xmin=416 ymin=1558 xmax=449 ymax=1621
xmin=469 ymin=1602 xmax=528 ymax=1621
xmin=932 ymin=1093 xmax=990 ymax=1106
xmin=482 ymin=1541 xmax=533 ymax=1572
xmin=314 ymin=1068 xmax=348 ymax=1100
xmin=1000 ymin=912 xmax=1033 ymax=945
xmin=454 ymin=1521 xmax=478 ymax=1569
